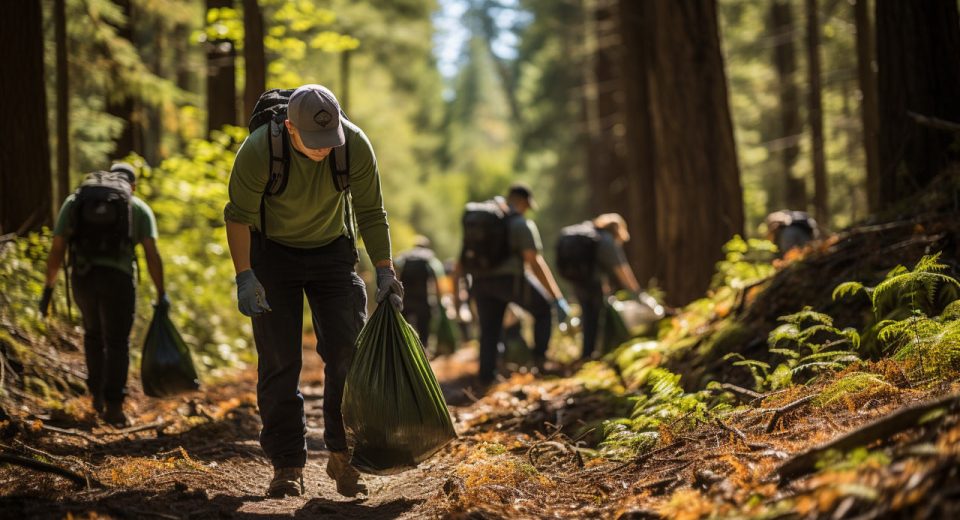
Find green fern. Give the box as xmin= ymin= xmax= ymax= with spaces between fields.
xmin=832 ymin=281 xmax=869 ymax=301
xmin=815 ymin=372 xmax=896 ymax=408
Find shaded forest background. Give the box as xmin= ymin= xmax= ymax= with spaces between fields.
xmin=1 ymin=0 xmax=959 ymax=370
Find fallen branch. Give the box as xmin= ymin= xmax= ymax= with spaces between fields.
xmin=0 ymin=452 xmax=100 ymax=488
xmin=40 ymin=424 xmax=100 ymax=444
xmin=715 ymin=383 xmax=764 ymax=404
xmin=716 ymin=418 xmax=748 ymax=444
xmin=907 ymin=111 xmax=960 ymax=133
xmin=774 ymin=393 xmax=960 ymax=482
xmin=106 ymin=420 xmax=169 ymax=436
xmin=766 ymin=395 xmax=817 ymax=433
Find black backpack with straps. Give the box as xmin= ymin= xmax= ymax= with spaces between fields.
xmin=460 ymin=198 xmax=514 ymax=274
xmin=556 ymin=221 xmax=601 ymax=283
xmin=247 ymin=89 xmax=352 ymax=238
xmin=69 ymin=171 xmax=133 ymax=260
xmin=398 ymin=250 xmax=435 ymax=299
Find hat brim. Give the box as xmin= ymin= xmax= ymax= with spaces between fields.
xmin=299 ymin=125 xmax=345 ymax=149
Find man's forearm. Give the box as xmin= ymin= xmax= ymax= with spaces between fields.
xmin=45 ymin=236 xmax=66 ymax=287
xmin=531 ymin=254 xmax=563 ymax=300
xmin=226 ymin=220 xmax=253 ymax=274
xmin=147 ymin=253 xmax=165 ymax=295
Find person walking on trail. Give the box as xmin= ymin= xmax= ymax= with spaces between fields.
xmin=765 ymin=209 xmax=819 ymax=257
xmin=395 ymin=235 xmax=446 ymax=349
xmin=224 ymin=84 xmax=403 ymax=499
xmin=556 ymin=213 xmax=644 ymax=360
xmin=454 ymin=183 xmax=570 ymax=384
xmin=40 ymin=162 xmax=166 ymax=428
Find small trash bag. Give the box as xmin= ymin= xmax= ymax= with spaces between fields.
xmin=601 ymin=297 xmax=632 ymax=354
xmin=342 ymin=303 xmax=457 ymax=475
xmin=434 ymin=306 xmax=459 ymax=357
xmin=141 ymin=301 xmax=200 ymax=398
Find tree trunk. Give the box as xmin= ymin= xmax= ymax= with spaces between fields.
xmin=206 ymin=0 xmax=238 ymax=135
xmin=854 ymin=0 xmax=880 ymax=213
xmin=55 ymin=0 xmax=70 ymax=203
xmin=771 ymin=0 xmax=807 ymax=212
xmin=242 ymin=0 xmax=265 ymax=124
xmin=584 ymin=0 xmax=630 ymax=226
xmin=0 ymin=0 xmax=52 ymax=233
xmin=806 ymin=0 xmax=828 ymax=226
xmin=646 ymin=0 xmax=744 ymax=305
xmin=876 ymin=0 xmax=960 ymax=208
xmin=107 ymin=0 xmax=139 ymax=157
xmin=615 ymin=0 xmax=658 ymax=286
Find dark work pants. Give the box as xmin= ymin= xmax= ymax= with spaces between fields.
xmin=574 ymin=281 xmax=604 ymax=359
xmin=250 ymin=234 xmax=367 ymax=469
xmin=71 ymin=266 xmax=136 ymax=405
xmin=471 ymin=273 xmax=552 ymax=382
xmin=402 ymin=298 xmax=432 ymax=348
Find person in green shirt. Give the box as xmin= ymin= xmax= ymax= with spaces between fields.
xmin=40 ymin=162 xmax=166 ymax=427
xmin=224 ymin=84 xmax=402 ymax=498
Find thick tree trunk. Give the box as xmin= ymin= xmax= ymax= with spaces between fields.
xmin=242 ymin=0 xmax=265 ymax=124
xmin=771 ymin=0 xmax=807 ymax=212
xmin=646 ymin=0 xmax=744 ymax=304
xmin=0 ymin=0 xmax=52 ymax=233
xmin=876 ymin=0 xmax=960 ymax=208
xmin=206 ymin=0 xmax=238 ymax=135
xmin=854 ymin=0 xmax=880 ymax=213
xmin=107 ymin=0 xmax=139 ymax=157
xmin=806 ymin=0 xmax=828 ymax=226
xmin=615 ymin=0 xmax=658 ymax=286
xmin=584 ymin=0 xmax=630 ymax=226
xmin=55 ymin=0 xmax=70 ymax=203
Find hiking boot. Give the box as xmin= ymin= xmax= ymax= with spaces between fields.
xmin=91 ymin=395 xmax=105 ymax=415
xmin=267 ymin=467 xmax=304 ymax=498
xmin=101 ymin=402 xmax=129 ymax=428
xmin=326 ymin=451 xmax=367 ymax=497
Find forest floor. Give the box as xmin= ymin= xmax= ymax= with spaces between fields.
xmin=3 ymin=326 xmax=960 ymax=519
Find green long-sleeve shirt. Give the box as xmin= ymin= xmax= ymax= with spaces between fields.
xmin=224 ymin=119 xmax=392 ymax=263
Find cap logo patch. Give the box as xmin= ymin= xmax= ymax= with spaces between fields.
xmin=314 ymin=109 xmax=333 ymax=127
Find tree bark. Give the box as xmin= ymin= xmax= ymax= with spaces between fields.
xmin=645 ymin=0 xmax=744 ymax=305
xmin=106 ymin=0 xmax=139 ymax=157
xmin=771 ymin=0 xmax=807 ymax=212
xmin=206 ymin=0 xmax=238 ymax=135
xmin=55 ymin=0 xmax=70 ymax=204
xmin=806 ymin=0 xmax=828 ymax=226
xmin=876 ymin=0 xmax=960 ymax=208
xmin=854 ymin=0 xmax=880 ymax=213
xmin=615 ymin=0 xmax=658 ymax=286
xmin=0 ymin=0 xmax=53 ymax=233
xmin=242 ymin=0 xmax=266 ymax=124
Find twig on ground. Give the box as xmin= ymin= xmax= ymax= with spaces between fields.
xmin=40 ymin=424 xmax=100 ymax=444
xmin=765 ymin=395 xmax=816 ymax=433
xmin=716 ymin=383 xmax=764 ymax=403
xmin=715 ymin=418 xmax=748 ymax=444
xmin=0 ymin=452 xmax=101 ymax=488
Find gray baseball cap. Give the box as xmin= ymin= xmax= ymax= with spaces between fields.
xmin=287 ymin=84 xmax=345 ymax=149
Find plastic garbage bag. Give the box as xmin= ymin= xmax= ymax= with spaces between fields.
xmin=342 ymin=303 xmax=457 ymax=475
xmin=434 ymin=305 xmax=459 ymax=356
xmin=141 ymin=301 xmax=200 ymax=397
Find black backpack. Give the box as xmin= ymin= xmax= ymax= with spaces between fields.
xmin=69 ymin=171 xmax=133 ymax=259
xmin=460 ymin=199 xmax=513 ymax=274
xmin=247 ymin=89 xmax=351 ymax=238
xmin=399 ymin=250 xmax=435 ymax=298
xmin=556 ymin=221 xmax=601 ymax=282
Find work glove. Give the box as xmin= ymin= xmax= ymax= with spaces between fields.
xmin=236 ymin=270 xmax=271 ymax=317
xmin=375 ymin=266 xmax=404 ymax=311
xmin=156 ymin=292 xmax=170 ymax=312
xmin=554 ymin=297 xmax=571 ymax=324
xmin=39 ymin=286 xmax=54 ymax=317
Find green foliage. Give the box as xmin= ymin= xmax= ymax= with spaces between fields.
xmin=710 ymin=235 xmax=777 ymax=290
xmin=834 ymin=253 xmax=960 ymax=359
xmin=876 ymin=312 xmax=960 ymax=379
xmin=814 ymin=372 xmax=896 ymax=408
xmin=0 ymin=232 xmax=64 ymax=336
xmin=598 ymin=368 xmax=712 ymax=460
xmin=126 ymin=128 xmax=253 ymax=372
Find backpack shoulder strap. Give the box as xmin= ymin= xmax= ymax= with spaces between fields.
xmin=265 ymin=118 xmax=290 ymax=196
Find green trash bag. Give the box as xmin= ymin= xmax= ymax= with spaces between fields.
xmin=342 ymin=303 xmax=457 ymax=475
xmin=141 ymin=301 xmax=200 ymax=398
xmin=601 ymin=298 xmax=632 ymax=354
xmin=434 ymin=307 xmax=459 ymax=357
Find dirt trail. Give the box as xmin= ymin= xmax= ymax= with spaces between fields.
xmin=0 ymin=337 xmax=486 ymax=519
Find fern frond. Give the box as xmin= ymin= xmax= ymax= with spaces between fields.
xmin=768 ymin=323 xmax=800 ymax=347
xmin=914 ymin=252 xmax=947 ymax=274
xmin=778 ymin=307 xmax=834 ymax=327
xmin=798 ymin=350 xmax=859 ymax=363
xmin=792 ymin=361 xmax=846 ymax=374
xmin=769 ymin=348 xmax=801 ymax=359
xmin=833 ymin=281 xmax=867 ymax=301
xmin=816 ymin=372 xmax=895 ymax=407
